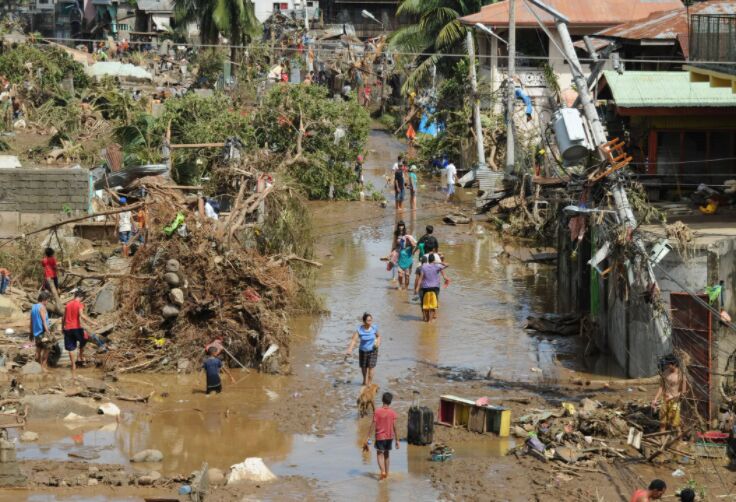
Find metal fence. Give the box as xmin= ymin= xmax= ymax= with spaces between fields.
xmin=690 ymin=14 xmax=736 ymax=75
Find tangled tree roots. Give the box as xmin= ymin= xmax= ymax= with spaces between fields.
xmin=107 ymin=177 xmax=298 ymax=374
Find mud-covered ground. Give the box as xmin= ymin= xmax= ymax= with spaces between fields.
xmin=1 ymin=130 xmax=733 ymax=501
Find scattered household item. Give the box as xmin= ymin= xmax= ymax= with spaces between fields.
xmin=430 ymin=444 xmax=454 ymax=462
xmin=408 ymin=392 xmax=434 ymax=446
xmin=226 ymin=457 xmax=277 ymax=484
xmin=438 ymin=395 xmax=510 ymax=437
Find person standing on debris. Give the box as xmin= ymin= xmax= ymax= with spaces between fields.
xmin=363 ymin=392 xmax=399 ymax=481
xmin=135 ymin=206 xmax=147 ymax=245
xmin=652 ymin=357 xmax=687 ymax=433
xmin=344 ymin=313 xmax=381 ymax=386
xmin=630 ymin=479 xmax=667 ymax=502
xmin=63 ymin=289 xmax=91 ymax=379
xmin=0 ymin=267 xmax=12 ymax=294
xmin=30 ymin=291 xmax=52 ymax=370
xmin=117 ymin=197 xmax=132 ymax=257
xmin=394 ymin=161 xmax=406 ymax=212
xmin=41 ymin=247 xmax=59 ymax=294
xmin=203 ymin=346 xmax=236 ymax=395
xmin=444 ymin=160 xmax=457 ymax=203
xmin=414 ymin=254 xmax=449 ymax=322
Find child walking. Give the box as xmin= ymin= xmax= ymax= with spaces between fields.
xmin=364 ymin=392 xmax=399 ymax=480
xmin=202 ymin=346 xmax=235 ymax=394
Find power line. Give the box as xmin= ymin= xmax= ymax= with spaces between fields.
xmin=25 ymin=37 xmax=736 ymax=67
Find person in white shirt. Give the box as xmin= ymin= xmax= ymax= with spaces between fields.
xmin=445 ymin=162 xmax=457 ymax=202
xmin=117 ymin=197 xmax=132 ymax=257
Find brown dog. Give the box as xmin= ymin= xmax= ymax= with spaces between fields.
xmin=357 ymin=383 xmax=379 ymax=418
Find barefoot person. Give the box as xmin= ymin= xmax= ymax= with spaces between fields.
xmin=41 ymin=247 xmax=59 ymax=298
xmin=651 ymin=356 xmax=687 ymax=433
xmin=30 ymin=291 xmax=52 ymax=369
xmin=414 ymin=254 xmax=449 ymax=322
xmin=63 ymin=289 xmax=92 ymax=379
xmin=364 ymin=392 xmax=399 ymax=480
xmin=345 ymin=313 xmax=381 ymax=385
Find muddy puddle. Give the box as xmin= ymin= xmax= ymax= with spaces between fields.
xmin=8 ymin=130 xmax=621 ymax=500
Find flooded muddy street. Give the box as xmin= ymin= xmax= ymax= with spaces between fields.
xmin=3 ymin=130 xmax=646 ymax=501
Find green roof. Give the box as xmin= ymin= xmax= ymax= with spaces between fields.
xmin=602 ymin=71 xmax=736 ymax=108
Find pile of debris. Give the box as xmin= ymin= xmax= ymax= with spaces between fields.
xmin=513 ymin=397 xmax=723 ymax=472
xmin=103 ymin=174 xmax=298 ymax=374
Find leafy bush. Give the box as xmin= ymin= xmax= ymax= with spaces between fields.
xmin=0 ymin=45 xmax=89 ymax=101
xmin=252 ymin=84 xmax=370 ymax=199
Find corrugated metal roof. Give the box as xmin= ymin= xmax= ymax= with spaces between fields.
xmin=136 ymin=0 xmax=173 ymax=12
xmin=459 ymin=0 xmax=684 ymax=28
xmin=601 ymin=70 xmax=736 ymax=108
xmin=584 ymin=1 xmax=736 ymax=57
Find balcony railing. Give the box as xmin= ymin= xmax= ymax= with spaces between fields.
xmin=690 ymin=14 xmax=736 ymax=76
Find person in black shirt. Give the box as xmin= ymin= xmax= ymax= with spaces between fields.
xmin=417 ymin=225 xmax=439 ymax=256
xmin=394 ymin=163 xmax=405 ymax=212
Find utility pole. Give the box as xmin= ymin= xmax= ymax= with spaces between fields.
xmin=505 ymin=0 xmax=516 ymax=174
xmin=527 ymin=0 xmax=668 ymax=343
xmin=466 ymin=30 xmax=487 ymax=171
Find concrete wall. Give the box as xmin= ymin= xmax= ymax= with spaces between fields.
xmin=0 ymin=168 xmax=90 ymax=238
xmin=556 ymin=220 xmax=590 ymax=315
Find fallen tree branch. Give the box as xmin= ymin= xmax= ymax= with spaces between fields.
xmin=0 ymin=202 xmax=145 ymax=249
xmin=115 ymin=391 xmax=155 ymax=403
xmin=116 ymin=356 xmax=165 ymax=374
xmin=270 ymin=254 xmax=323 ymax=268
xmin=65 ymin=270 xmax=154 ymax=281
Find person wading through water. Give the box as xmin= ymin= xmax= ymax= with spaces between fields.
xmin=344 ymin=313 xmax=381 ymax=385
xmin=414 ymin=254 xmax=449 ymax=322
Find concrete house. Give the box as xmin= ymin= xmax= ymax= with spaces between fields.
xmin=459 ymin=0 xmax=684 ymax=99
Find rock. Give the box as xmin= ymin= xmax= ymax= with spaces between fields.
xmin=21 ymin=395 xmax=98 ymax=419
xmin=177 ymin=359 xmax=190 ymax=372
xmin=0 ymin=296 xmax=24 ymax=323
xmin=207 ymin=468 xmax=225 ymax=485
xmin=92 ymin=282 xmax=118 ymax=314
xmin=20 ymin=431 xmax=38 ymax=442
xmin=88 ymin=466 xmax=99 ymax=475
xmin=21 ymin=362 xmax=43 ymax=375
xmin=579 ymin=398 xmax=599 ymax=413
xmin=137 ymin=471 xmax=161 ymax=486
xmin=554 ymin=446 xmax=580 ymax=463
xmin=97 ymin=402 xmax=121 ymax=417
xmin=163 ymin=272 xmax=180 ymax=287
xmin=512 ymin=426 xmax=527 ymax=438
xmin=87 ymin=478 xmax=98 ymax=486
xmin=226 ymin=458 xmax=277 ymax=484
xmin=75 ymin=473 xmax=87 ymax=486
xmin=130 ymin=449 xmax=164 ymax=463
xmin=63 ymin=413 xmax=85 ymax=421
xmin=169 ymin=288 xmax=185 ymax=306
xmin=165 ymin=259 xmax=180 ymax=273
xmin=105 ymin=471 xmax=127 ymax=486
xmin=105 ymin=256 xmax=130 ymax=272
xmin=162 ymin=304 xmax=180 ymax=319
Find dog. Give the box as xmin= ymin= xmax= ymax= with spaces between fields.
xmin=357 ymin=383 xmax=379 ymax=418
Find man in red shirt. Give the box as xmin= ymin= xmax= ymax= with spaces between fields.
xmin=364 ymin=392 xmax=399 ymax=480
xmin=63 ymin=289 xmax=91 ymax=379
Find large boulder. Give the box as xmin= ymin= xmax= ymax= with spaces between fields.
xmin=130 ymin=449 xmax=164 ymax=463
xmin=91 ymin=282 xmax=117 ymax=314
xmin=0 ymin=296 xmax=24 ymax=324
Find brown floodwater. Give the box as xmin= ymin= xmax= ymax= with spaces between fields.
xmin=6 ymin=129 xmax=616 ymax=501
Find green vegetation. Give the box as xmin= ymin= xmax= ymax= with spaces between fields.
xmin=252 ymin=84 xmax=370 ymax=199
xmin=389 ymin=0 xmax=483 ymax=94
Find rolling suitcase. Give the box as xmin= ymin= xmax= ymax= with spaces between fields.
xmin=408 ymin=392 xmax=434 ymax=445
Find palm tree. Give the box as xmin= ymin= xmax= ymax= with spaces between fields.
xmin=389 ymin=0 xmax=484 ymax=94
xmin=174 ymin=0 xmax=259 ymax=58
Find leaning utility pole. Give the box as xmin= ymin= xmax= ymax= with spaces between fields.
xmin=466 ymin=30 xmax=487 ymax=171
xmin=505 ymin=0 xmax=516 ymax=174
xmin=527 ymin=0 xmax=668 ymax=343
